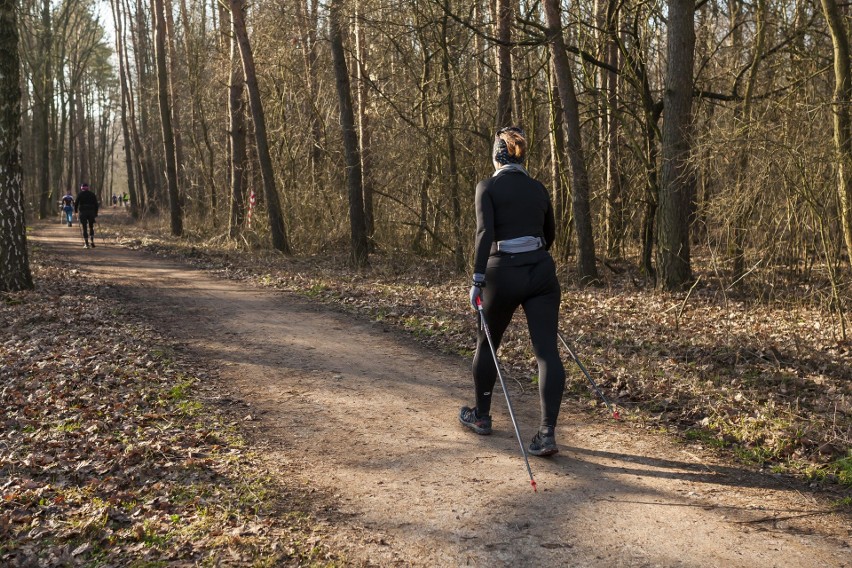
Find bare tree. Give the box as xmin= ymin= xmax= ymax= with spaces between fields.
xmin=153 ymin=0 xmax=183 ymax=236
xmin=329 ymin=0 xmax=368 ymax=267
xmin=602 ymin=0 xmax=623 ymax=259
xmin=34 ymin=0 xmax=51 ymax=219
xmin=110 ymin=0 xmax=139 ymax=216
xmin=163 ymin=0 xmax=186 ymax=198
xmin=354 ymin=0 xmax=374 ymax=241
xmin=820 ymin=0 xmax=852 ymax=263
xmin=439 ymin=13 xmax=465 ymax=271
xmin=226 ymin=7 xmax=247 ymax=239
xmin=228 ymin=0 xmax=290 ymax=253
xmin=0 ymin=0 xmax=33 ymax=291
xmin=656 ymin=0 xmax=695 ymax=290
xmin=494 ymin=0 xmax=512 ymax=127
xmin=294 ymin=0 xmax=324 ymax=190
xmin=544 ymin=0 xmax=599 ymax=285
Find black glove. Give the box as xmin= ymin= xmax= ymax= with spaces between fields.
xmin=469 ymin=273 xmax=485 ymax=311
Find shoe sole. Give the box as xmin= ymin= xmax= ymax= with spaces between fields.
xmin=458 ymin=417 xmax=492 ymax=435
xmin=529 ymin=446 xmax=559 ymax=457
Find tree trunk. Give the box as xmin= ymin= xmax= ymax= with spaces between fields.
xmin=548 ymin=59 xmax=570 ymax=261
xmin=110 ymin=0 xmax=139 ymax=216
xmin=76 ymin=93 xmax=89 ymax=184
xmin=164 ymin=0 xmax=186 ymax=200
xmin=641 ymin=107 xmax=661 ymax=284
xmin=0 ymin=0 xmax=33 ymax=291
xmin=66 ymin=87 xmax=75 ymax=191
xmin=295 ymin=0 xmax=323 ymax=190
xmin=820 ymin=0 xmax=852 ymax=263
xmin=35 ymin=0 xmax=51 ymax=219
xmin=544 ymin=0 xmax=599 ymax=285
xmin=603 ymin=0 xmax=623 ymax=259
xmin=354 ymin=0 xmax=374 ymax=241
xmin=153 ymin=0 xmax=183 ymax=236
xmin=228 ymin=10 xmax=247 ymax=239
xmin=657 ymin=0 xmax=695 ymax=290
xmin=229 ymin=0 xmax=290 ymax=253
xmin=126 ymin=0 xmax=156 ymax=210
xmin=439 ymin=15 xmax=465 ymax=271
xmin=413 ymin=46 xmax=434 ymax=254
xmin=495 ymin=0 xmax=512 ymax=127
xmin=329 ymin=0 xmax=369 ymax=267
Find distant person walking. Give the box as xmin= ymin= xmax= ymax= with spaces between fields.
xmin=74 ymin=183 xmax=99 ymax=248
xmin=459 ymin=126 xmax=566 ymax=457
xmin=60 ymin=190 xmax=74 ymax=226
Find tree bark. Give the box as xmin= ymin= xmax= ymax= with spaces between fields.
xmin=111 ymin=0 xmax=139 ymax=215
xmin=657 ymin=0 xmax=695 ymax=290
xmin=548 ymin=59 xmax=570 ymax=261
xmin=329 ymin=0 xmax=368 ymax=267
xmin=164 ymin=0 xmax=186 ymax=199
xmin=354 ymin=0 xmax=374 ymax=241
xmin=543 ymin=0 xmax=599 ymax=285
xmin=227 ymin=9 xmax=247 ymax=239
xmin=439 ymin=14 xmax=465 ymax=271
xmin=820 ymin=0 xmax=852 ymax=263
xmin=127 ymin=0 xmax=157 ymax=210
xmin=602 ymin=0 xmax=623 ymax=259
xmin=295 ymin=0 xmax=323 ymax=189
xmin=153 ymin=0 xmax=183 ymax=236
xmin=0 ymin=0 xmax=33 ymax=291
xmin=35 ymin=0 xmax=51 ymax=219
xmin=413 ymin=42 xmax=435 ymax=255
xmin=495 ymin=0 xmax=512 ymax=127
xmin=75 ymin=93 xmax=88 ymax=184
xmin=229 ymin=0 xmax=290 ymax=253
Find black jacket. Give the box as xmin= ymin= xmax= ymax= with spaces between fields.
xmin=472 ymin=169 xmax=556 ymax=275
xmin=74 ymin=190 xmax=99 ymax=216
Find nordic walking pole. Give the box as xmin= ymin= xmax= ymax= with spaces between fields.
xmin=476 ymin=297 xmax=538 ymax=492
xmin=557 ymin=331 xmax=620 ymax=420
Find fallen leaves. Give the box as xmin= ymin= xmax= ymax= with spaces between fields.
xmin=0 ymin=250 xmax=338 ymax=566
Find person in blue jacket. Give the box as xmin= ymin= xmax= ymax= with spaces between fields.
xmin=60 ymin=190 xmax=74 ymax=226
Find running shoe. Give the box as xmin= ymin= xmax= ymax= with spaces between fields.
xmin=459 ymin=406 xmax=492 ymax=435
xmin=529 ymin=427 xmax=558 ymax=457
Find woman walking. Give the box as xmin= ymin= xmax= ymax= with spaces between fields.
xmin=459 ymin=126 xmax=566 ymax=457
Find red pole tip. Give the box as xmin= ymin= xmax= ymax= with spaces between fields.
xmin=612 ymin=411 xmax=621 ymax=420
xmin=530 ymin=479 xmax=537 ymax=492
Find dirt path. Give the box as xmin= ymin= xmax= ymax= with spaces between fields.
xmin=32 ymin=212 xmax=850 ymax=567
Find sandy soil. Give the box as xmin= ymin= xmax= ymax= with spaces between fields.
xmin=32 ymin=211 xmax=851 ymax=567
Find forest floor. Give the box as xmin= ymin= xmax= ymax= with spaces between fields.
xmin=2 ymin=207 xmax=851 ymax=566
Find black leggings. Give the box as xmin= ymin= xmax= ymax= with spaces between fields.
xmin=79 ymin=213 xmax=95 ymax=240
xmin=472 ymin=254 xmax=566 ymax=429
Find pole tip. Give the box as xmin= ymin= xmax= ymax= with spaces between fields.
xmin=530 ymin=479 xmax=537 ymax=492
xmin=612 ymin=410 xmax=621 ymax=420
